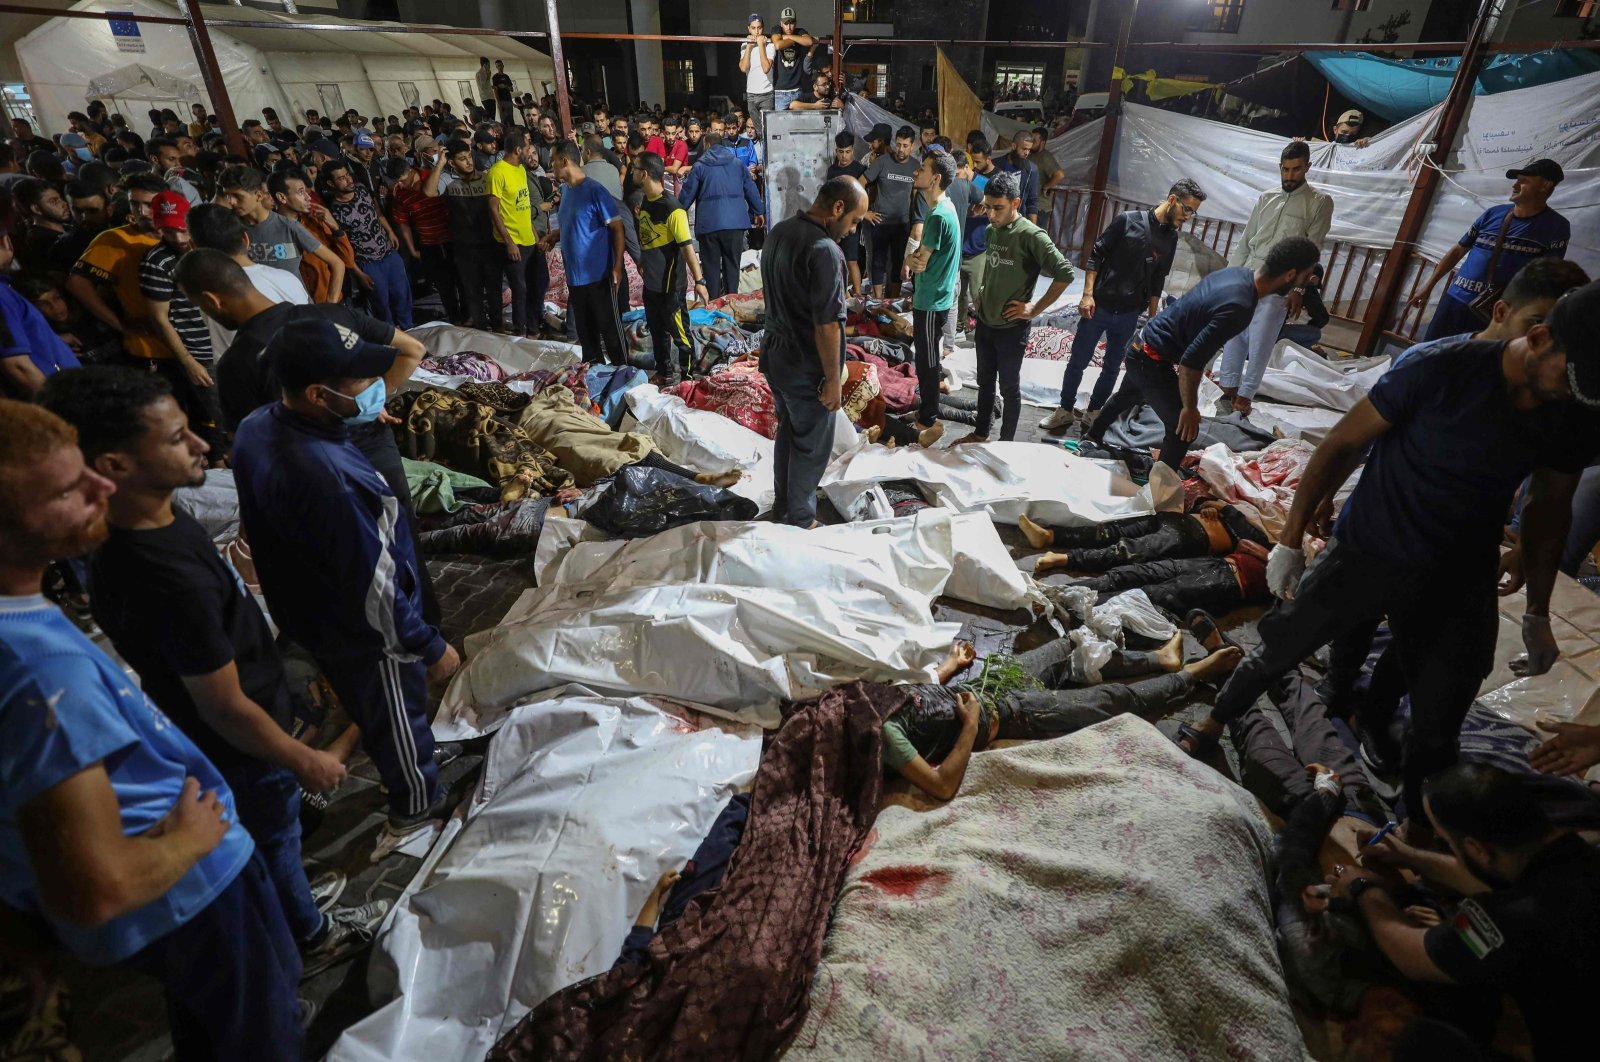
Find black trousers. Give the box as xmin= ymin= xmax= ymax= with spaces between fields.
xmin=1090 ymin=351 xmax=1192 ymax=472
xmin=416 ymin=242 xmax=465 ymax=322
xmin=457 ymin=243 xmax=504 ymax=330
xmin=1062 ymin=514 xmax=1211 ymax=572
xmin=502 ymin=245 xmax=550 ymax=336
xmin=148 ymin=357 xmax=225 ymax=456
xmin=974 ymin=321 xmax=1030 ymax=440
xmin=868 ymin=220 xmax=908 ymax=290
xmin=995 ymin=671 xmax=1193 ymax=741
xmin=1211 ymin=537 xmax=1499 ymax=818
xmin=1234 ymin=669 xmax=1379 ymax=820
xmin=1074 ymin=556 xmax=1244 ymax=618
xmin=1012 ymin=631 xmax=1167 ymax=689
xmin=700 ymin=230 xmax=744 ymax=299
xmin=911 ymin=307 xmax=948 ymax=425
xmin=569 ymin=277 xmax=629 ymax=365
xmin=643 ymin=287 xmax=695 ymax=374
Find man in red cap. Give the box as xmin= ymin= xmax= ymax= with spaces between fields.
xmin=140 ymin=190 xmax=225 ymax=455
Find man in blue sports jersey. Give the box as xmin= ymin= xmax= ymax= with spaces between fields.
xmin=231 ymin=317 xmax=462 ymax=840
xmin=0 ymin=399 xmax=302 ymax=1061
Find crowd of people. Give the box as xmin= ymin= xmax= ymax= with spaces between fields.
xmin=2 ymin=27 xmax=1599 ymax=1060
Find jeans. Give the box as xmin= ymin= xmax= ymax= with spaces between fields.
xmin=363 ymin=249 xmax=414 ymax=329
xmin=1089 ymin=350 xmax=1191 ymax=472
xmin=700 ymin=230 xmax=745 ymax=299
xmin=122 ymin=855 xmax=301 ymax=1062
xmin=772 ymin=88 xmax=800 ymax=114
xmin=1063 ymin=513 xmax=1211 ymax=572
xmin=995 ymin=672 xmax=1193 ymax=740
xmin=569 ymin=277 xmax=629 ymax=365
xmin=1423 ymin=292 xmax=1479 ymax=341
xmin=222 ymin=761 xmax=322 ymax=942
xmin=911 ymin=307 xmax=948 ymax=425
xmin=502 ymin=244 xmax=549 ymax=336
xmin=457 ymin=243 xmax=503 ymax=329
xmin=416 ymin=242 xmax=465 ymax=322
xmin=1074 ymin=556 xmax=1245 ymax=617
xmin=747 ymin=91 xmax=774 ymax=135
xmin=319 ymin=654 xmax=438 ymax=818
xmin=973 ymin=320 xmax=1029 ymax=440
xmin=643 ymin=288 xmax=696 ymax=374
xmin=1280 ymin=322 xmax=1323 ymax=349
xmin=1234 ymin=669 xmax=1379 ymax=819
xmin=868 ymin=220 xmax=909 ymax=291
xmin=1058 ymin=305 xmax=1140 ymax=413
xmin=1210 ymin=537 xmax=1500 ymax=818
xmin=1012 ymin=631 xmax=1167 ymax=689
xmin=765 ymin=357 xmax=835 ymax=526
xmin=1217 ymin=292 xmax=1287 ymax=399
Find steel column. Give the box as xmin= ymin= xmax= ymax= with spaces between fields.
xmin=544 ymin=0 xmax=574 ymax=137
xmin=175 ymin=0 xmax=246 ymax=159
xmin=1079 ymin=0 xmax=1136 ymax=265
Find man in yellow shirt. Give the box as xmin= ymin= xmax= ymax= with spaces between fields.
xmin=488 ymin=130 xmax=548 ymax=338
xmin=66 ymin=173 xmax=166 ymax=363
xmin=631 ymin=151 xmax=709 ymax=384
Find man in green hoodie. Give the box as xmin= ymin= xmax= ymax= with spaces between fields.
xmin=950 ymin=170 xmax=1074 ymax=444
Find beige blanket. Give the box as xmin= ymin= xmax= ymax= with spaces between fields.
xmin=516 ymin=385 xmax=654 ymax=486
xmin=785 ymin=715 xmax=1310 ymax=1061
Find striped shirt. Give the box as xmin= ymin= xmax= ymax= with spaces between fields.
xmin=391 ymin=172 xmax=452 ymax=246
xmin=138 ymin=242 xmax=213 ymax=361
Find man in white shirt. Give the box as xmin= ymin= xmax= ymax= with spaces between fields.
xmin=184 ymin=202 xmax=310 ymax=355
xmin=1217 ymin=141 xmax=1333 ymax=416
xmin=740 ymin=14 xmax=777 ymax=138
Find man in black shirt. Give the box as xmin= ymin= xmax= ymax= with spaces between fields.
xmin=1042 ymin=178 xmax=1206 ymax=433
xmin=826 ymin=131 xmax=868 ymax=297
xmin=39 ymin=365 xmax=391 ymax=977
xmin=760 ymin=176 xmax=868 ymax=527
xmin=769 ymin=8 xmax=815 ymax=115
xmin=423 ymin=138 xmax=501 ymax=330
xmin=491 ymin=61 xmax=516 ymax=124
xmin=1339 ymin=762 xmax=1600 ymax=1059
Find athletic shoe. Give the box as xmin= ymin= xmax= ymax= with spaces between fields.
xmin=1038 ymin=407 xmax=1076 ymax=433
xmin=383 ymin=791 xmax=454 ymax=838
xmin=308 ymin=869 xmax=347 ymax=914
xmin=300 ymin=899 xmax=392 ymax=979
xmin=434 ymin=741 xmax=463 ymax=772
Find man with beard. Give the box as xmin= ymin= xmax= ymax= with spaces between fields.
xmin=1087 ymin=235 xmax=1319 ymax=470
xmin=11 ymin=179 xmax=73 ymax=274
xmin=1216 ymin=141 xmax=1333 ymax=416
xmin=759 ymin=176 xmax=868 ymax=527
xmin=1179 ymin=282 xmax=1600 ymax=841
xmin=0 ymin=399 xmax=301 ymax=1060
xmin=863 ymin=126 xmax=919 ymax=300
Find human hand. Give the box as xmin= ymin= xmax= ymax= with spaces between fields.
xmin=818 ymin=374 xmax=842 ymax=411
xmin=184 ymin=359 xmax=215 ymax=388
xmin=754 ymin=215 xmax=767 ymax=229
xmin=61 ymin=332 xmax=84 ymax=353
xmin=1355 ymin=825 xmax=1418 ymax=872
xmin=407 ymin=246 xmax=421 ymax=260
xmin=1512 ymin=613 xmax=1559 ymax=677
xmin=294 ymin=749 xmax=348 ymax=794
xmin=1497 ymin=545 xmax=1525 ymax=596
xmin=955 ymin=690 xmax=981 ymax=732
xmin=1327 ymin=860 xmax=1398 ymax=899
xmin=505 ymin=241 xmax=522 ymax=262
xmin=612 ymin=264 xmax=624 ymax=290
xmin=1176 ymin=403 xmax=1201 ymax=442
xmin=356 ymin=271 xmax=375 ymax=290
xmin=1002 ymin=299 xmax=1035 ymax=322
xmin=865 ymin=211 xmax=883 ymax=225
xmin=1404 ymin=288 xmax=1428 ymax=309
xmin=148 ymin=777 xmax=229 ymax=859
xmin=1266 ymin=542 xmax=1306 ymax=600
xmin=1530 ymin=718 xmax=1600 ymax=777
xmin=1078 ymin=293 xmax=1095 ymax=319
xmin=1404 ymin=905 xmax=1441 ymax=927
xmin=1285 ymin=288 xmax=1304 ymax=318
xmin=427 ymin=643 xmax=462 ymax=683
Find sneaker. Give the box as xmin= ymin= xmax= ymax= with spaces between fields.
xmin=308 ymin=869 xmax=347 ymax=914
xmin=384 ymin=791 xmax=453 ymax=838
xmin=1038 ymin=407 xmax=1076 ymax=433
xmin=300 ymin=899 xmax=392 ymax=979
xmin=434 ymin=741 xmax=463 ymax=772
xmin=1079 ymin=408 xmax=1103 ymax=434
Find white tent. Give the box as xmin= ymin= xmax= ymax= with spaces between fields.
xmin=14 ymin=0 xmax=553 ymax=134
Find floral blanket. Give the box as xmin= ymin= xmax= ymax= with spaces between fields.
xmin=664 ymin=363 xmax=778 ymax=439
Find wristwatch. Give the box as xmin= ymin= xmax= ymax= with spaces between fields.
xmin=1347 ymin=877 xmax=1386 ymax=903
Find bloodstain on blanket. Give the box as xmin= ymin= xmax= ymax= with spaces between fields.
xmin=861 ymin=865 xmax=950 ymax=899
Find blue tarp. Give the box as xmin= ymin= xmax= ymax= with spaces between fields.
xmin=1303 ymin=49 xmax=1600 ymax=122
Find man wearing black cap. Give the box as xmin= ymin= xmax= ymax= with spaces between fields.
xmin=1184 ymin=281 xmax=1600 ymax=841
xmin=1409 ymin=158 xmax=1571 ymax=341
xmin=230 ymin=317 xmax=461 ymax=839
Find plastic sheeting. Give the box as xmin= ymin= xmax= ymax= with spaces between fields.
xmin=408 ymin=322 xmax=581 ymax=378
xmin=1251 ymin=343 xmax=1392 ymax=412
xmin=432 ymin=513 xmax=968 ymax=737
xmin=820 ymin=437 xmax=1185 ymax=528
xmin=327 ymin=688 xmax=761 ymax=1062
xmin=1303 ymin=49 xmax=1600 ymax=123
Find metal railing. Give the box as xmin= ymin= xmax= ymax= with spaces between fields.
xmin=1045 ymin=187 xmax=1444 ymax=346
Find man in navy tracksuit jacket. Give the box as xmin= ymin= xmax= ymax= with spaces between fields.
xmin=679 ymin=133 xmax=766 ymax=299
xmin=231 ymin=317 xmax=461 ymax=833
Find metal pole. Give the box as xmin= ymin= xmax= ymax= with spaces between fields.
xmin=1079 ymin=0 xmax=1136 ymax=264
xmin=832 ymin=0 xmax=844 ymax=95
xmin=544 ymin=0 xmax=574 ymax=138
xmin=175 ymin=0 xmax=247 ymax=160
xmin=1355 ymin=0 xmax=1498 ymax=354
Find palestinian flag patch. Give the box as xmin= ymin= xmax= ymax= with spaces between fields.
xmin=1452 ymin=898 xmax=1504 ymax=960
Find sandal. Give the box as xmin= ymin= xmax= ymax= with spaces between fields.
xmin=1186 ymin=609 xmax=1241 ymax=653
xmin=1173 ymin=722 xmax=1220 ymax=760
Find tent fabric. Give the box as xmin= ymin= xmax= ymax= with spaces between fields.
xmin=16 ymin=0 xmax=552 ymax=133
xmin=84 ymin=62 xmax=202 ymax=103
xmin=1304 ymin=48 xmax=1600 ymax=123
xmin=1112 ymin=66 xmax=1217 ymax=103
xmin=936 ymin=47 xmax=982 ymax=158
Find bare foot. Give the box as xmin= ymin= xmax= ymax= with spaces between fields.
xmin=1154 ymin=631 xmax=1185 ymax=673
xmin=696 ymin=470 xmax=742 ymax=489
xmin=1182 ymin=646 xmax=1243 ymax=684
xmin=917 ymin=421 xmax=945 ymax=448
xmin=1034 ymin=550 xmax=1070 ymax=575
xmin=1018 ymin=513 xmax=1055 ymax=549
xmin=864 ymin=425 xmax=882 ymax=444
xmin=885 ymin=437 xmax=897 ymax=449
xmin=936 ymin=640 xmax=977 ymax=683
xmin=939 ymin=379 xmax=952 ymax=394
xmin=949 ymin=432 xmax=989 ymax=447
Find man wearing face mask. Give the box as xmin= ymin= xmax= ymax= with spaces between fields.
xmin=230 ymin=316 xmax=462 ymax=840
xmin=1217 ymin=142 xmax=1333 ymax=416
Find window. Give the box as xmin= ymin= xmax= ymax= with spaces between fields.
xmin=458 ymin=80 xmax=475 ymax=104
xmin=1190 ymin=0 xmax=1246 ymax=33
xmin=1556 ymin=0 xmax=1597 ymax=15
xmin=920 ymin=64 xmax=934 ymax=91
xmin=842 ymin=0 xmax=885 ymax=22
xmin=994 ymin=61 xmax=1045 ymax=99
xmin=666 ymin=58 xmax=695 ymax=95
xmin=316 ymin=84 xmax=346 ymax=119
xmin=397 ymin=81 xmax=420 ymax=109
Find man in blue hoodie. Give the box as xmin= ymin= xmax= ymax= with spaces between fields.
xmin=679 ymin=132 xmax=766 ymax=299
xmin=231 ymin=317 xmax=462 ymax=839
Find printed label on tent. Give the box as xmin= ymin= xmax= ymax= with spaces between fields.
xmin=108 ymin=12 xmax=145 ymax=53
